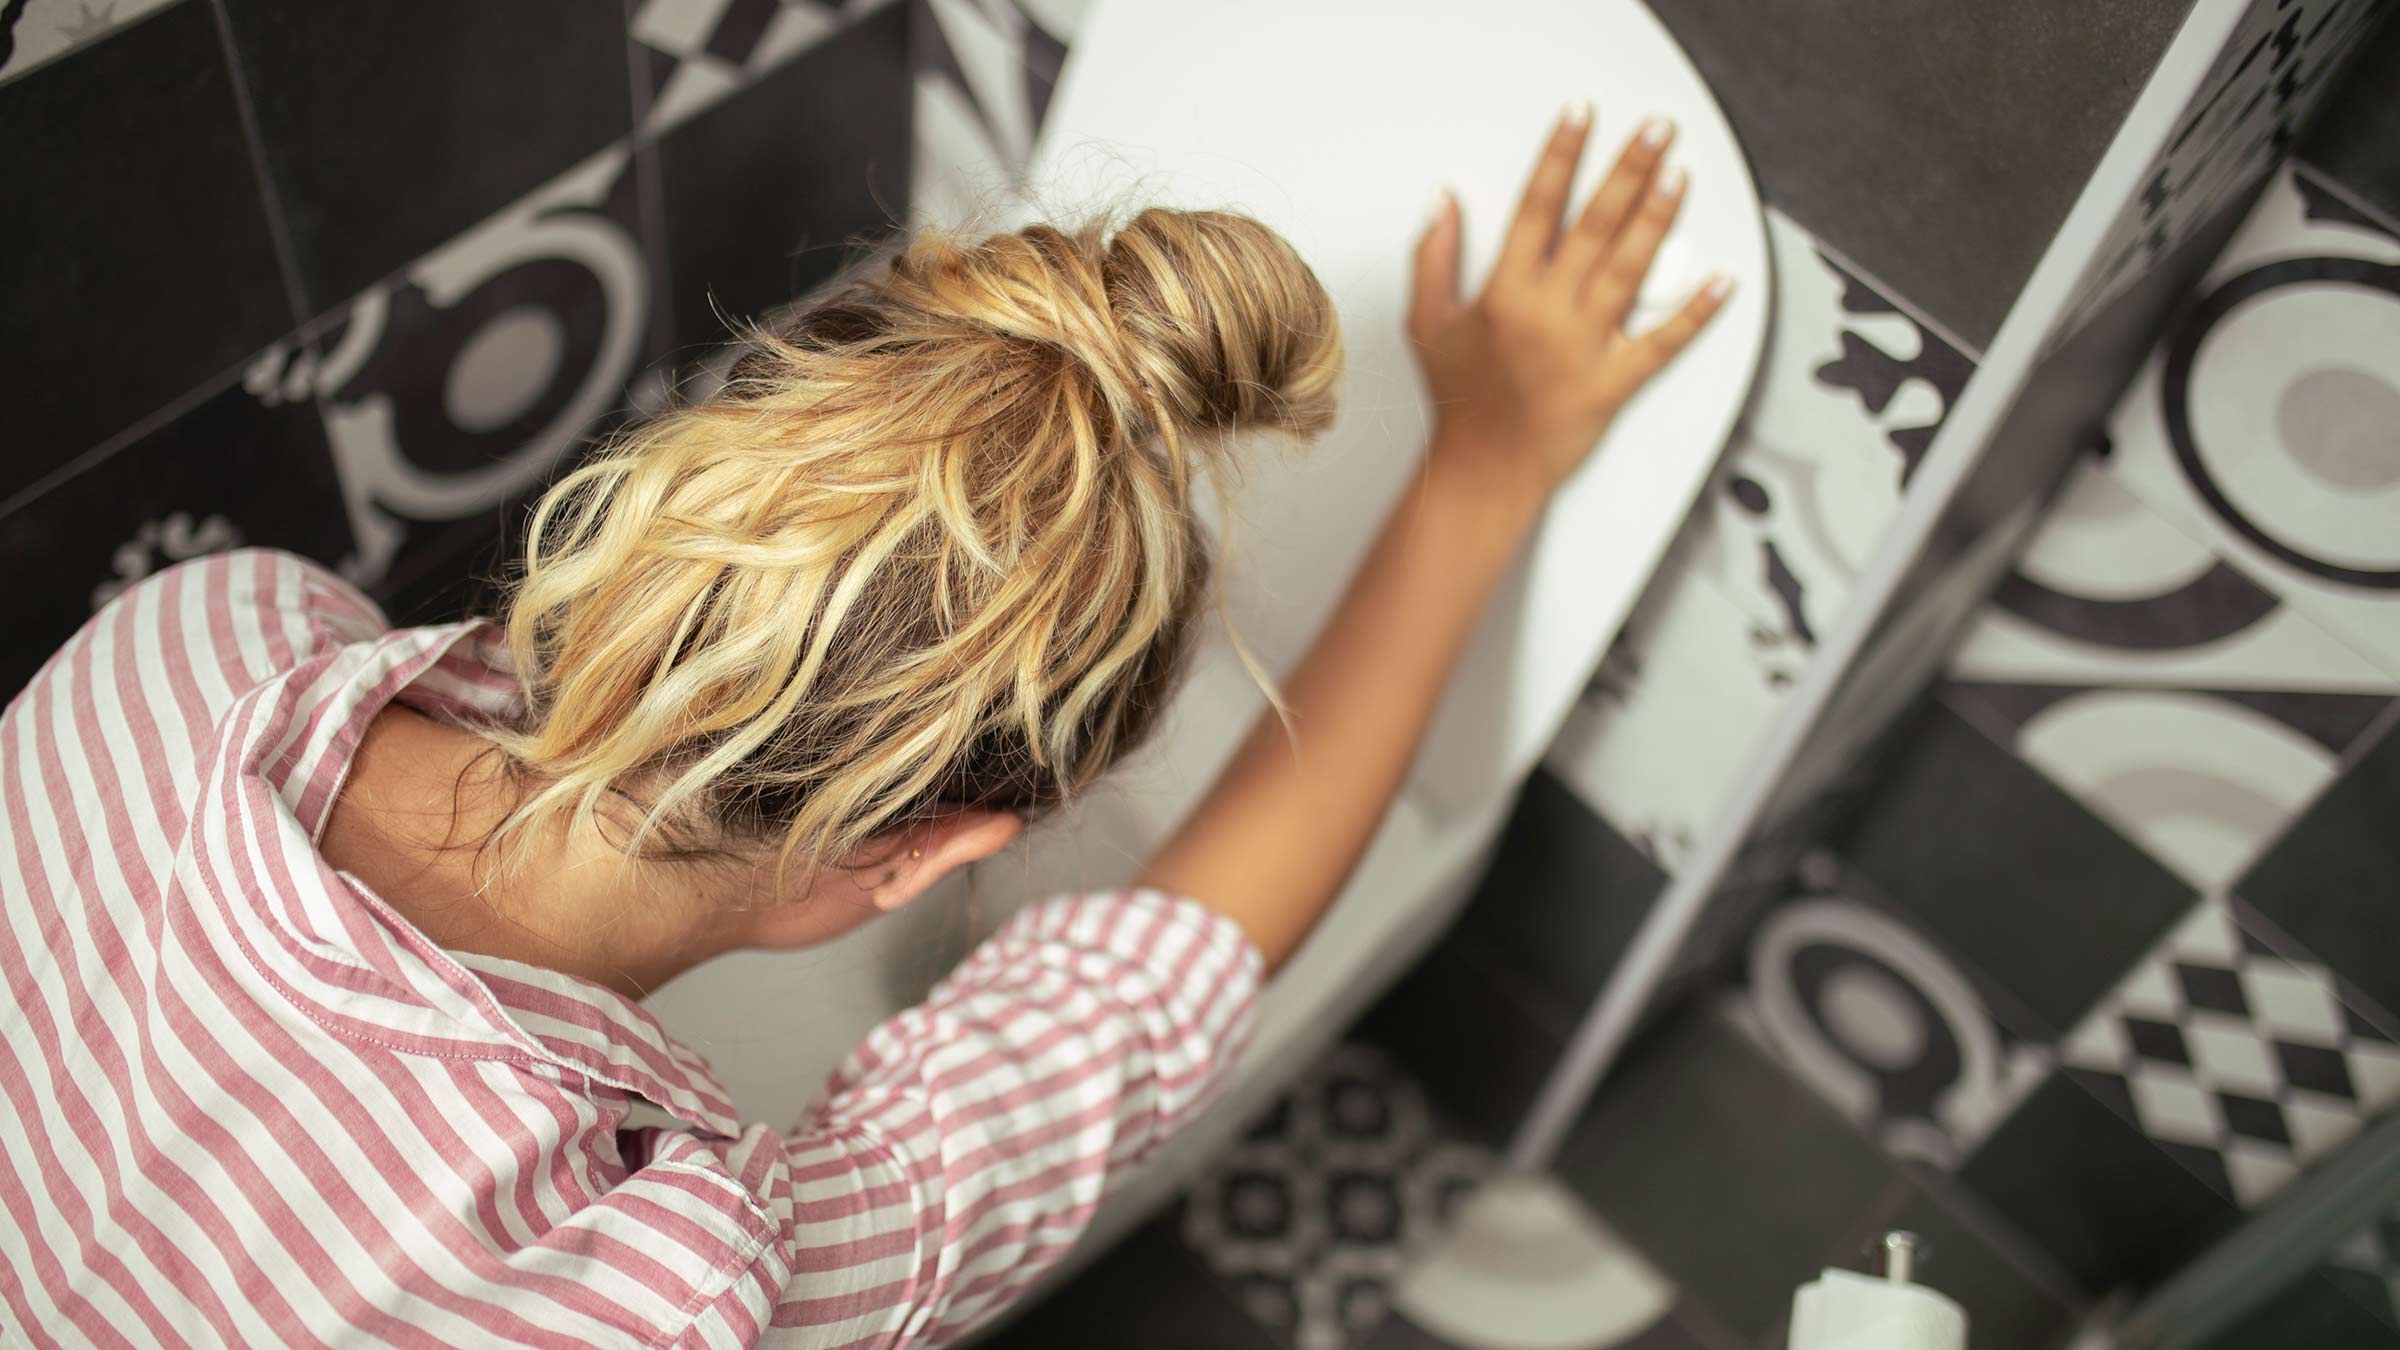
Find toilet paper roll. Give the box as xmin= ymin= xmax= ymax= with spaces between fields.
xmin=1788 ymin=1268 xmax=1968 ymax=1350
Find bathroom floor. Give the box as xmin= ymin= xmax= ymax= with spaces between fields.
xmin=980 ymin=1042 xmax=1503 ymax=1350
xmin=979 ymin=1026 xmax=1753 ymax=1350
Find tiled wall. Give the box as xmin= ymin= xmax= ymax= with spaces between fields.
xmin=0 ymin=0 xmax=914 ymax=700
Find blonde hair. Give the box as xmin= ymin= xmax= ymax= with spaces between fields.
xmin=455 ymin=203 xmax=1345 ymax=905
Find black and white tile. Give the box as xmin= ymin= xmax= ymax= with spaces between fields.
xmin=1729 ymin=875 xmax=2051 ymax=1171
xmin=0 ymin=0 xmax=179 ymax=88
xmin=254 ymin=143 xmax=654 ymax=595
xmin=1694 ymin=215 xmax=1976 ymax=665
xmin=906 ymin=0 xmax=1075 ymax=233
xmin=2103 ymin=167 xmax=2400 ymax=680
xmin=1949 ymin=457 xmax=2397 ymax=894
xmin=630 ymin=0 xmax=890 ymax=139
xmin=1182 ymin=1044 xmax=1497 ymax=1350
xmin=2054 ymin=0 xmax=2384 ymax=343
xmin=1544 ymin=210 xmax=1977 ymax=872
xmin=2056 ymin=892 xmax=2400 ymax=1210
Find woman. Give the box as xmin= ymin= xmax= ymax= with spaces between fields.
xmin=0 ymin=104 xmax=1723 ymax=1347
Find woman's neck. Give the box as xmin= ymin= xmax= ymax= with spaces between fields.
xmin=320 ymin=702 xmax=735 ymax=999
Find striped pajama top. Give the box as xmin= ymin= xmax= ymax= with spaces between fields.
xmin=0 ymin=545 xmax=1263 ymax=1348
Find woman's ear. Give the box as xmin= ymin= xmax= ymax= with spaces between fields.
xmin=870 ymin=809 xmax=1025 ymax=912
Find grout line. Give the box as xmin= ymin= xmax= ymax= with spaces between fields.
xmin=2291 ymin=158 xmax=2400 ymax=239
xmin=204 ymin=0 xmax=315 ymax=332
xmin=1775 ymin=208 xmax=1990 ymax=366
xmin=0 ymin=349 xmax=266 ymax=522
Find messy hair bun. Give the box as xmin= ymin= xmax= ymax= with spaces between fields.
xmin=462 ymin=204 xmax=1345 ymax=900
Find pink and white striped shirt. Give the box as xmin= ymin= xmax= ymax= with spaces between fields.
xmin=0 ymin=545 xmax=1262 ymax=1348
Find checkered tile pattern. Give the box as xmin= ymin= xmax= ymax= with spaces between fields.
xmin=2060 ymin=895 xmax=2400 ymax=1208
xmin=631 ymin=0 xmax=857 ymax=135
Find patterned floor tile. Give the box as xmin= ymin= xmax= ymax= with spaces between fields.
xmin=1948 ymin=456 xmax=2397 ymax=893
xmin=2101 ymin=167 xmax=2400 ymax=681
xmin=1182 ymin=1044 xmax=1498 ymax=1350
xmin=260 ymin=142 xmax=653 ymax=594
xmin=1729 ymin=875 xmax=2052 ymax=1172
xmin=632 ymin=0 xmax=892 ymax=139
xmin=1544 ymin=207 xmax=1975 ymax=871
xmin=2056 ymin=893 xmax=2400 ymax=1210
xmin=1690 ymin=212 xmax=1975 ymax=663
xmin=1543 ymin=528 xmax=1792 ymax=874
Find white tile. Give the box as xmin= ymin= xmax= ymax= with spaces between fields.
xmin=2129 ymin=1068 xmax=2222 ymax=1148
xmin=2182 ymin=1016 xmax=2279 ymax=1096
xmin=2220 ymin=1141 xmax=2298 ymax=1210
xmin=2103 ymin=169 xmax=2400 ymax=680
xmin=2010 ymin=687 xmax=2341 ymax=892
xmin=1953 ymin=461 xmax=2396 ymax=693
xmin=1543 ymin=542 xmax=1788 ymax=872
xmin=1690 ymin=212 xmax=1947 ymax=647
xmin=2237 ymin=962 xmax=2346 ymax=1043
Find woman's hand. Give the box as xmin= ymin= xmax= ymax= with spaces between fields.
xmin=1408 ymin=101 xmax=1730 ymax=506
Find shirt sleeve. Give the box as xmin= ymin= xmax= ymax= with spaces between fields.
xmin=748 ymin=886 xmax=1263 ymax=1346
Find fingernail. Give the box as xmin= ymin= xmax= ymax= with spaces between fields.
xmin=1563 ymin=97 xmax=1593 ymax=128
xmin=1704 ymin=273 xmax=1733 ymax=299
xmin=1658 ymin=165 xmax=1688 ymax=199
xmin=1428 ymin=185 xmax=1453 ymax=222
xmin=1641 ymin=117 xmax=1673 ymax=147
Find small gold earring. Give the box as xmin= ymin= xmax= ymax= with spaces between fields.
xmin=910 ymin=847 xmax=922 ymax=859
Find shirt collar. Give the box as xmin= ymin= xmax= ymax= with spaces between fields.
xmin=256 ymin=615 xmax=748 ymax=1139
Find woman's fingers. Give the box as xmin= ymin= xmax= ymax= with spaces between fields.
xmin=1551 ymin=118 xmax=1673 ymax=294
xmin=1621 ymin=274 xmax=1732 ymax=385
xmin=1492 ymin=101 xmax=1592 ymax=287
xmin=1408 ymin=187 xmax=1463 ymax=347
xmin=1585 ymin=162 xmax=1688 ymax=329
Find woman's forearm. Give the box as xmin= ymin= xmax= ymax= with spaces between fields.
xmin=1135 ymin=438 xmax=1546 ymax=971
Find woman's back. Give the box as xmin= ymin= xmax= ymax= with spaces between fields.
xmin=0 ymin=546 xmax=1261 ymax=1347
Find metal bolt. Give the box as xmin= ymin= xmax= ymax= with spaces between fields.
xmin=1879 ymin=1230 xmax=1928 ymax=1285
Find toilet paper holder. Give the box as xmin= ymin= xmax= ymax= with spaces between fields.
xmin=1787 ymin=1228 xmax=1969 ymax=1350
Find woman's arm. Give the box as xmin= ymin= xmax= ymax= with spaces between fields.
xmin=1136 ymin=103 xmax=1729 ymax=972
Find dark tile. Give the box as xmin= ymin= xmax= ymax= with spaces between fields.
xmin=0 ymin=1 xmax=292 ymax=491
xmin=1642 ymin=0 xmax=2188 ymax=349
xmin=2198 ymin=1267 xmax=2399 ymax=1349
xmin=1837 ymin=700 xmax=2196 ymax=1034
xmin=1553 ymin=1004 xmax=1904 ymax=1342
xmin=1873 ymin=1183 xmax=2084 ymax=1350
xmin=653 ymin=0 xmax=911 ymax=351
xmin=2296 ymin=5 xmax=2400 ymax=229
xmin=977 ymin=1205 xmax=1281 ymax=1350
xmin=219 ymin=0 xmax=634 ymax=310
xmin=1452 ymin=769 xmax=1670 ymax=1027
xmin=1958 ymin=1074 xmax=2241 ymax=1297
xmin=302 ymin=141 xmax=662 ymax=613
xmin=0 ymin=369 xmax=353 ymax=702
xmin=2241 ymin=717 xmax=2400 ymax=1022
xmin=1352 ymin=936 xmax=1567 ymax=1151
